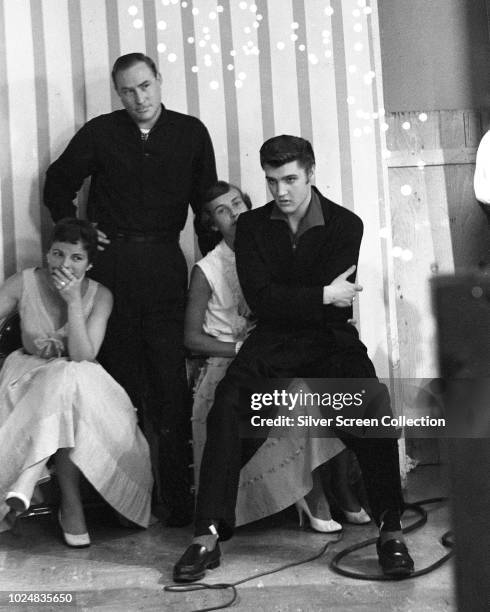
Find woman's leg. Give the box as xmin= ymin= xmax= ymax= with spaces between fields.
xmin=330 ymin=449 xmax=363 ymax=512
xmin=303 ymin=467 xmax=333 ymax=520
xmin=55 ymin=449 xmax=87 ymax=535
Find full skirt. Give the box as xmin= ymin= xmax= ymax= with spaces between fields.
xmin=191 ymin=357 xmax=345 ymax=526
xmin=0 ymin=349 xmax=152 ymax=531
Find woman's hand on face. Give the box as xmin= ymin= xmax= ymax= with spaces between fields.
xmin=51 ymin=265 xmax=83 ymax=304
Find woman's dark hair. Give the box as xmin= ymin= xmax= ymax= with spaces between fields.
xmin=50 ymin=218 xmax=98 ymax=263
xmin=195 ymin=181 xmax=252 ymax=255
xmin=111 ymin=53 xmax=158 ymax=87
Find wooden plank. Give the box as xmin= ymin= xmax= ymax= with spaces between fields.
xmin=387 ymin=148 xmax=477 ymax=168
xmin=445 ymin=164 xmax=490 ymax=269
xmin=463 ymin=110 xmax=483 ymax=148
xmin=385 ymin=111 xmax=441 ymax=153
xmin=387 ymin=108 xmax=490 ymax=465
xmin=438 ymin=109 xmax=467 ymax=149
xmin=389 ymin=165 xmax=439 ymax=378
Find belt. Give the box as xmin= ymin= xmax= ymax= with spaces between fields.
xmin=112 ymin=230 xmax=179 ymax=243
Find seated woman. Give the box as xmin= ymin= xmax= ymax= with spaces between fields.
xmin=186 ymin=181 xmax=369 ymax=538
xmin=0 ymin=219 xmax=152 ymax=546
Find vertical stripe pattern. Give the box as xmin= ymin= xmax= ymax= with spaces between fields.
xmin=0 ymin=0 xmax=14 ymax=276
xmin=0 ymin=0 xmax=394 ymax=379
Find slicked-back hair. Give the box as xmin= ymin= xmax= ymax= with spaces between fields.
xmin=50 ymin=218 xmax=98 ymax=263
xmin=111 ymin=53 xmax=158 ymax=87
xmin=260 ymin=135 xmax=315 ymax=175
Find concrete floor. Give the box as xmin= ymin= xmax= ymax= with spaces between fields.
xmin=0 ymin=465 xmax=454 ymax=611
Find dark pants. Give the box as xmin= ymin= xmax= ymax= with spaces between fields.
xmin=92 ymin=239 xmax=193 ymax=518
xmin=195 ymin=327 xmax=404 ymax=539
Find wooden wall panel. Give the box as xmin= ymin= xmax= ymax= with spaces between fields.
xmin=386 ymin=110 xmax=489 ymax=396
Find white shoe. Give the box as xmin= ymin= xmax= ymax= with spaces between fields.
xmin=342 ymin=507 xmax=371 ymax=524
xmin=58 ymin=510 xmax=90 ymax=548
xmin=5 ymin=491 xmax=30 ymax=513
xmin=295 ymin=498 xmax=342 ymax=533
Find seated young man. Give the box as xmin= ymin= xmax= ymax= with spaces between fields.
xmin=173 ymin=135 xmax=414 ymax=582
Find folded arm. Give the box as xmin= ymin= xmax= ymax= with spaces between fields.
xmin=235 ymin=213 xmax=363 ymax=326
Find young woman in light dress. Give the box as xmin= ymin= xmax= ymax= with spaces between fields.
xmin=0 ymin=219 xmax=152 ymax=546
xmin=187 ymin=182 xmax=370 ymax=536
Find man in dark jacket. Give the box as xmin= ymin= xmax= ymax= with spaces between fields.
xmin=44 ymin=53 xmax=217 ymax=525
xmin=174 ymin=135 xmax=414 ymax=581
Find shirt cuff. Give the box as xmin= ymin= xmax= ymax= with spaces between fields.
xmin=323 ymin=286 xmax=333 ymax=305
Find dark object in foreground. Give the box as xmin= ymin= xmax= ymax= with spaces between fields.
xmin=173 ymin=543 xmax=221 ymax=583
xmin=376 ymin=538 xmax=415 ymax=577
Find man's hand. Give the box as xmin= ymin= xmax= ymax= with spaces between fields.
xmin=323 ymin=265 xmax=363 ymax=307
xmin=92 ymin=223 xmax=110 ymax=251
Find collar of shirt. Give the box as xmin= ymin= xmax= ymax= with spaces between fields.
xmin=270 ymin=187 xmax=324 ymax=246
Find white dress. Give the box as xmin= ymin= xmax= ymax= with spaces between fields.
xmin=0 ymin=269 xmax=153 ymax=530
xmin=191 ymin=242 xmax=345 ymax=526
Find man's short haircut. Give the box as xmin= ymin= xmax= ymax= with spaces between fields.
xmin=260 ymin=135 xmax=315 ymax=174
xmin=196 ymin=181 xmax=252 ymax=254
xmin=51 ymin=218 xmax=98 ymax=263
xmin=111 ymin=53 xmax=158 ymax=87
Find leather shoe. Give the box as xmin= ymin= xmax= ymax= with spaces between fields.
xmin=173 ymin=543 xmax=221 ymax=583
xmin=376 ymin=538 xmax=414 ymax=577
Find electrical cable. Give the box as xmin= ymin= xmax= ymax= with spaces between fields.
xmin=330 ymin=497 xmax=454 ymax=580
xmin=164 ymin=536 xmax=340 ymax=612
xmin=164 ymin=497 xmax=453 ymax=611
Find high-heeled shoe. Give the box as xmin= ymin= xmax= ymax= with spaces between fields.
xmin=295 ymin=498 xmax=342 ymax=533
xmin=5 ymin=491 xmax=30 ymax=513
xmin=341 ymin=507 xmax=371 ymax=524
xmin=58 ymin=510 xmax=90 ymax=548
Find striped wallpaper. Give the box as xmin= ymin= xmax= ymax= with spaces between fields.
xmin=0 ymin=0 xmax=396 ymax=378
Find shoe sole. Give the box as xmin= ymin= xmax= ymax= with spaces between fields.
xmin=173 ymin=558 xmax=220 ymax=583
xmin=379 ymin=563 xmax=414 ymax=577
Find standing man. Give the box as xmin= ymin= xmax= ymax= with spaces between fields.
xmin=44 ymin=53 xmax=217 ymax=525
xmin=173 ymin=135 xmax=414 ymax=581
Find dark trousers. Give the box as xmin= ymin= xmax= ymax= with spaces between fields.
xmin=92 ymin=240 xmax=193 ymax=517
xmin=195 ymin=327 xmax=404 ymax=539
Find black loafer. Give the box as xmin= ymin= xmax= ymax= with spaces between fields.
xmin=173 ymin=543 xmax=221 ymax=583
xmin=376 ymin=538 xmax=414 ymax=577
